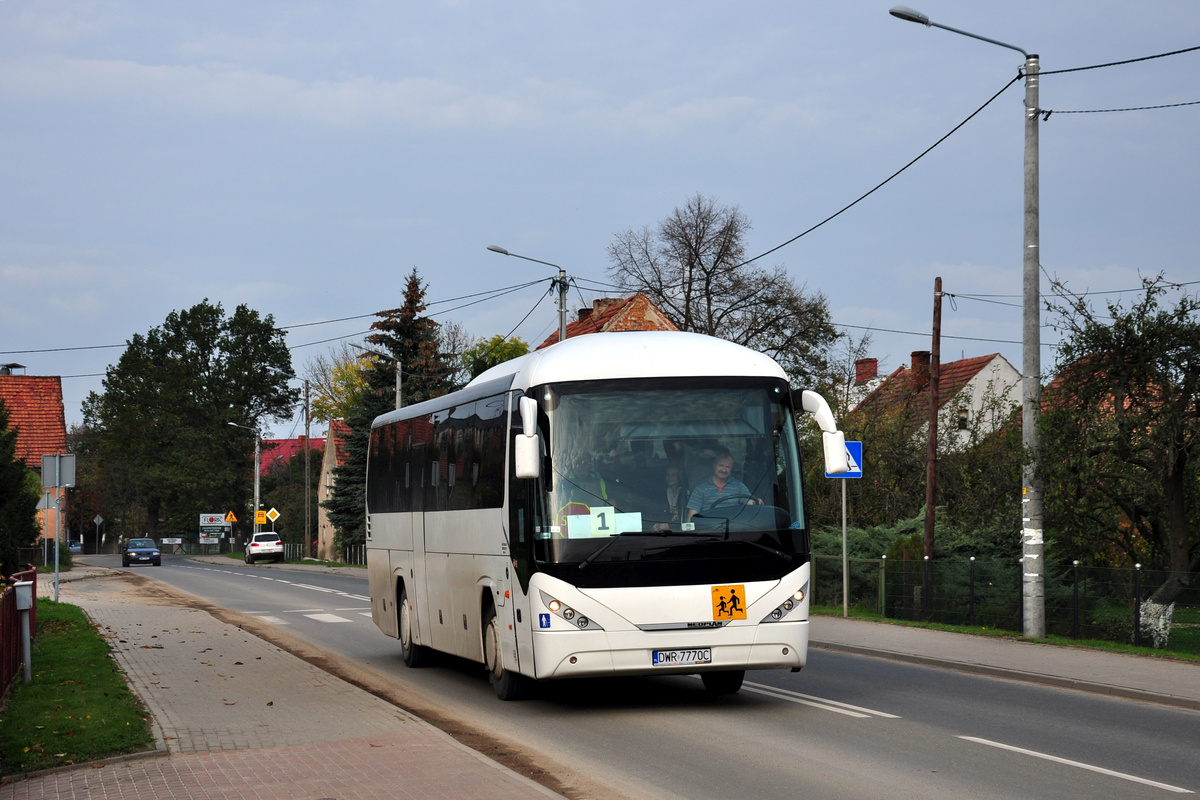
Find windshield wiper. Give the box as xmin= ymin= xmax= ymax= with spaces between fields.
xmin=577 ymin=531 xmax=674 ymax=570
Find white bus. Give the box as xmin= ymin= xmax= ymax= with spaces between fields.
xmin=365 ymin=331 xmax=848 ymax=699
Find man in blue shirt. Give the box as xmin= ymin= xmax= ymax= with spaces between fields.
xmin=686 ymin=447 xmax=761 ymax=522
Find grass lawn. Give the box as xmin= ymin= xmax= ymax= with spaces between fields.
xmin=0 ymin=599 xmax=154 ymax=777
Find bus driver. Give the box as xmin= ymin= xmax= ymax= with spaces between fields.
xmin=685 ymin=447 xmax=762 ymax=522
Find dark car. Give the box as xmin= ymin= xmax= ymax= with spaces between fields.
xmin=122 ymin=537 xmax=161 ymax=567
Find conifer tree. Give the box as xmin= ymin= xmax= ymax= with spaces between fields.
xmin=325 ymin=269 xmax=453 ymax=549
xmin=0 ymin=399 xmax=41 ymax=576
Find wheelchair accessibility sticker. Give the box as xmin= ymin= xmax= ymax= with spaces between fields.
xmin=711 ymin=584 xmax=747 ymax=620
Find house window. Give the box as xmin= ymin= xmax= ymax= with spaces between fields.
xmin=957 ymin=409 xmax=969 ymax=430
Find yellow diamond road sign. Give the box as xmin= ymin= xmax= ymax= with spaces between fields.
xmin=266 ymin=508 xmax=280 ymax=522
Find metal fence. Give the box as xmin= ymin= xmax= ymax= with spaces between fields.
xmin=812 ymin=554 xmax=1200 ymax=649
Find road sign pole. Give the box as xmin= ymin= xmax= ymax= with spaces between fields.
xmin=842 ymin=479 xmax=849 ymax=618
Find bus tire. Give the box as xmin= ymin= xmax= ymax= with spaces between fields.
xmin=399 ymin=586 xmax=429 ymax=668
xmin=483 ymin=608 xmax=527 ymax=701
xmin=701 ymin=670 xmax=745 ymax=696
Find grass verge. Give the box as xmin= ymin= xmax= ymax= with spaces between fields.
xmin=811 ymin=604 xmax=1200 ymax=663
xmin=0 ymin=599 xmax=154 ymax=777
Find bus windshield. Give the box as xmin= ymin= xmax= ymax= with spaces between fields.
xmin=530 ymin=376 xmax=808 ymax=582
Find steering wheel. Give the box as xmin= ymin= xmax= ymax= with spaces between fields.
xmin=710 ymin=493 xmax=757 ymax=508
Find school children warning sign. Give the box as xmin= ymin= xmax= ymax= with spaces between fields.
xmin=711 ymin=584 xmax=747 ymax=620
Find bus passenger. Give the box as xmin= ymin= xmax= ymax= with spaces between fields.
xmin=686 ymin=447 xmax=761 ymax=522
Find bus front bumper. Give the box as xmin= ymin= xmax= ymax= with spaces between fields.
xmin=530 ymin=619 xmax=808 ymax=679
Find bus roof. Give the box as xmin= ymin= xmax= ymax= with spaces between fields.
xmin=469 ymin=331 xmax=786 ymax=390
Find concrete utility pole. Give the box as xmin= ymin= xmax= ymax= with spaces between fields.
xmin=890 ymin=7 xmax=1044 ymax=636
xmin=487 ymin=245 xmax=570 ymax=343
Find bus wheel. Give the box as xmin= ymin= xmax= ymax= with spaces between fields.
xmin=483 ymin=608 xmax=527 ymax=701
xmin=399 ymin=586 xmax=428 ymax=668
xmin=701 ymin=670 xmax=745 ymax=696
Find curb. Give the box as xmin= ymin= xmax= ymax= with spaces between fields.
xmin=810 ymin=639 xmax=1200 ymax=711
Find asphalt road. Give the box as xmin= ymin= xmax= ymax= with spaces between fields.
xmin=94 ymin=555 xmax=1200 ymax=799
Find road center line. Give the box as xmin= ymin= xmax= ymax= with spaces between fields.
xmin=959 ymin=736 xmax=1194 ymax=794
xmin=744 ymin=682 xmax=900 ymax=718
xmin=741 ymin=684 xmax=870 ymax=718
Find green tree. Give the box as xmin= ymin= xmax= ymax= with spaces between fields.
xmin=607 ymin=193 xmax=839 ymax=385
xmin=1041 ymin=278 xmax=1200 ymax=616
xmin=461 ymin=335 xmax=529 ymax=381
xmin=0 ymin=399 xmax=41 ymax=575
xmin=324 ymin=269 xmax=454 ymax=549
xmin=81 ymin=300 xmax=299 ymax=538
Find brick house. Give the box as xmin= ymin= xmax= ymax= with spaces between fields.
xmin=536 ymin=294 xmax=678 ymax=349
xmin=0 ymin=367 xmax=69 ymax=543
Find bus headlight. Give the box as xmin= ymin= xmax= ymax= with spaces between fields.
xmin=761 ymin=582 xmax=809 ymax=623
xmin=538 ymin=590 xmax=603 ymax=631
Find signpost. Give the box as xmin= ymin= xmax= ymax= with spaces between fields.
xmin=42 ymin=454 xmax=75 ymax=602
xmin=826 ymin=442 xmax=863 ymax=618
xmin=199 ymin=513 xmax=232 ymax=552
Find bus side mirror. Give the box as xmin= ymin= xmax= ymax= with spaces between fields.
xmin=514 ymin=396 xmax=540 ymax=479
xmin=799 ymin=390 xmax=850 ymax=475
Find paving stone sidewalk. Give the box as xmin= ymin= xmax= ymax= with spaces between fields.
xmin=3 ymin=568 xmax=564 ymax=800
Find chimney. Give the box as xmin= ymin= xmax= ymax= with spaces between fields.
xmin=854 ymin=358 xmax=878 ymax=385
xmin=577 ymin=307 xmax=593 ymax=323
xmin=911 ymin=351 xmax=931 ymax=391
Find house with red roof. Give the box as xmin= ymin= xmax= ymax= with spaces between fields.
xmin=316 ymin=419 xmax=351 ymax=561
xmin=536 ymin=294 xmax=678 ymax=349
xmin=0 ymin=368 xmax=69 ymax=543
xmin=853 ymin=351 xmax=1021 ymax=448
xmin=259 ymin=435 xmax=325 ymax=476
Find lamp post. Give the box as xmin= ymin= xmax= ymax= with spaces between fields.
xmin=487 ymin=245 xmax=569 ymax=343
xmin=890 ymin=6 xmax=1044 ymax=637
xmin=349 ymin=342 xmax=401 ymax=410
xmin=228 ymin=422 xmax=261 ymax=535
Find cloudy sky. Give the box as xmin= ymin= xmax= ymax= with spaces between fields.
xmin=3 ymin=1 xmax=1198 ymax=437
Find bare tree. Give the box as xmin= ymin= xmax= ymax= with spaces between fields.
xmin=303 ymin=342 xmax=373 ymax=424
xmin=607 ymin=194 xmax=838 ymax=385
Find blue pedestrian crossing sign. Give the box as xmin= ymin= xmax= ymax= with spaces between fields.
xmin=826 ymin=441 xmax=863 ymax=479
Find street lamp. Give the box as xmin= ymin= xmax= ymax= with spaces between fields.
xmin=890 ymin=6 xmax=1044 ymax=637
xmin=487 ymin=245 xmax=569 ymax=343
xmin=349 ymin=342 xmax=401 ymax=410
xmin=228 ymin=422 xmax=261 ymax=535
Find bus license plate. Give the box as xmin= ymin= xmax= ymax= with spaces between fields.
xmin=652 ymin=648 xmax=712 ymax=666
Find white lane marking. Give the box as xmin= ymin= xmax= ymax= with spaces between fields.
xmin=360 ymin=613 xmax=373 ymax=618
xmin=305 ymin=613 xmax=352 ymax=624
xmin=744 ymin=682 xmax=901 ymax=718
xmin=741 ymin=684 xmax=868 ymax=718
xmin=959 ymin=736 xmax=1194 ymax=794
xmin=335 ymin=607 xmax=370 ymax=612
xmin=249 ymin=615 xmax=288 ymax=625
xmin=292 ymin=583 xmax=335 ymax=592
xmin=339 ymin=594 xmax=370 ymax=602
xmin=282 ymin=608 xmax=327 ymax=613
